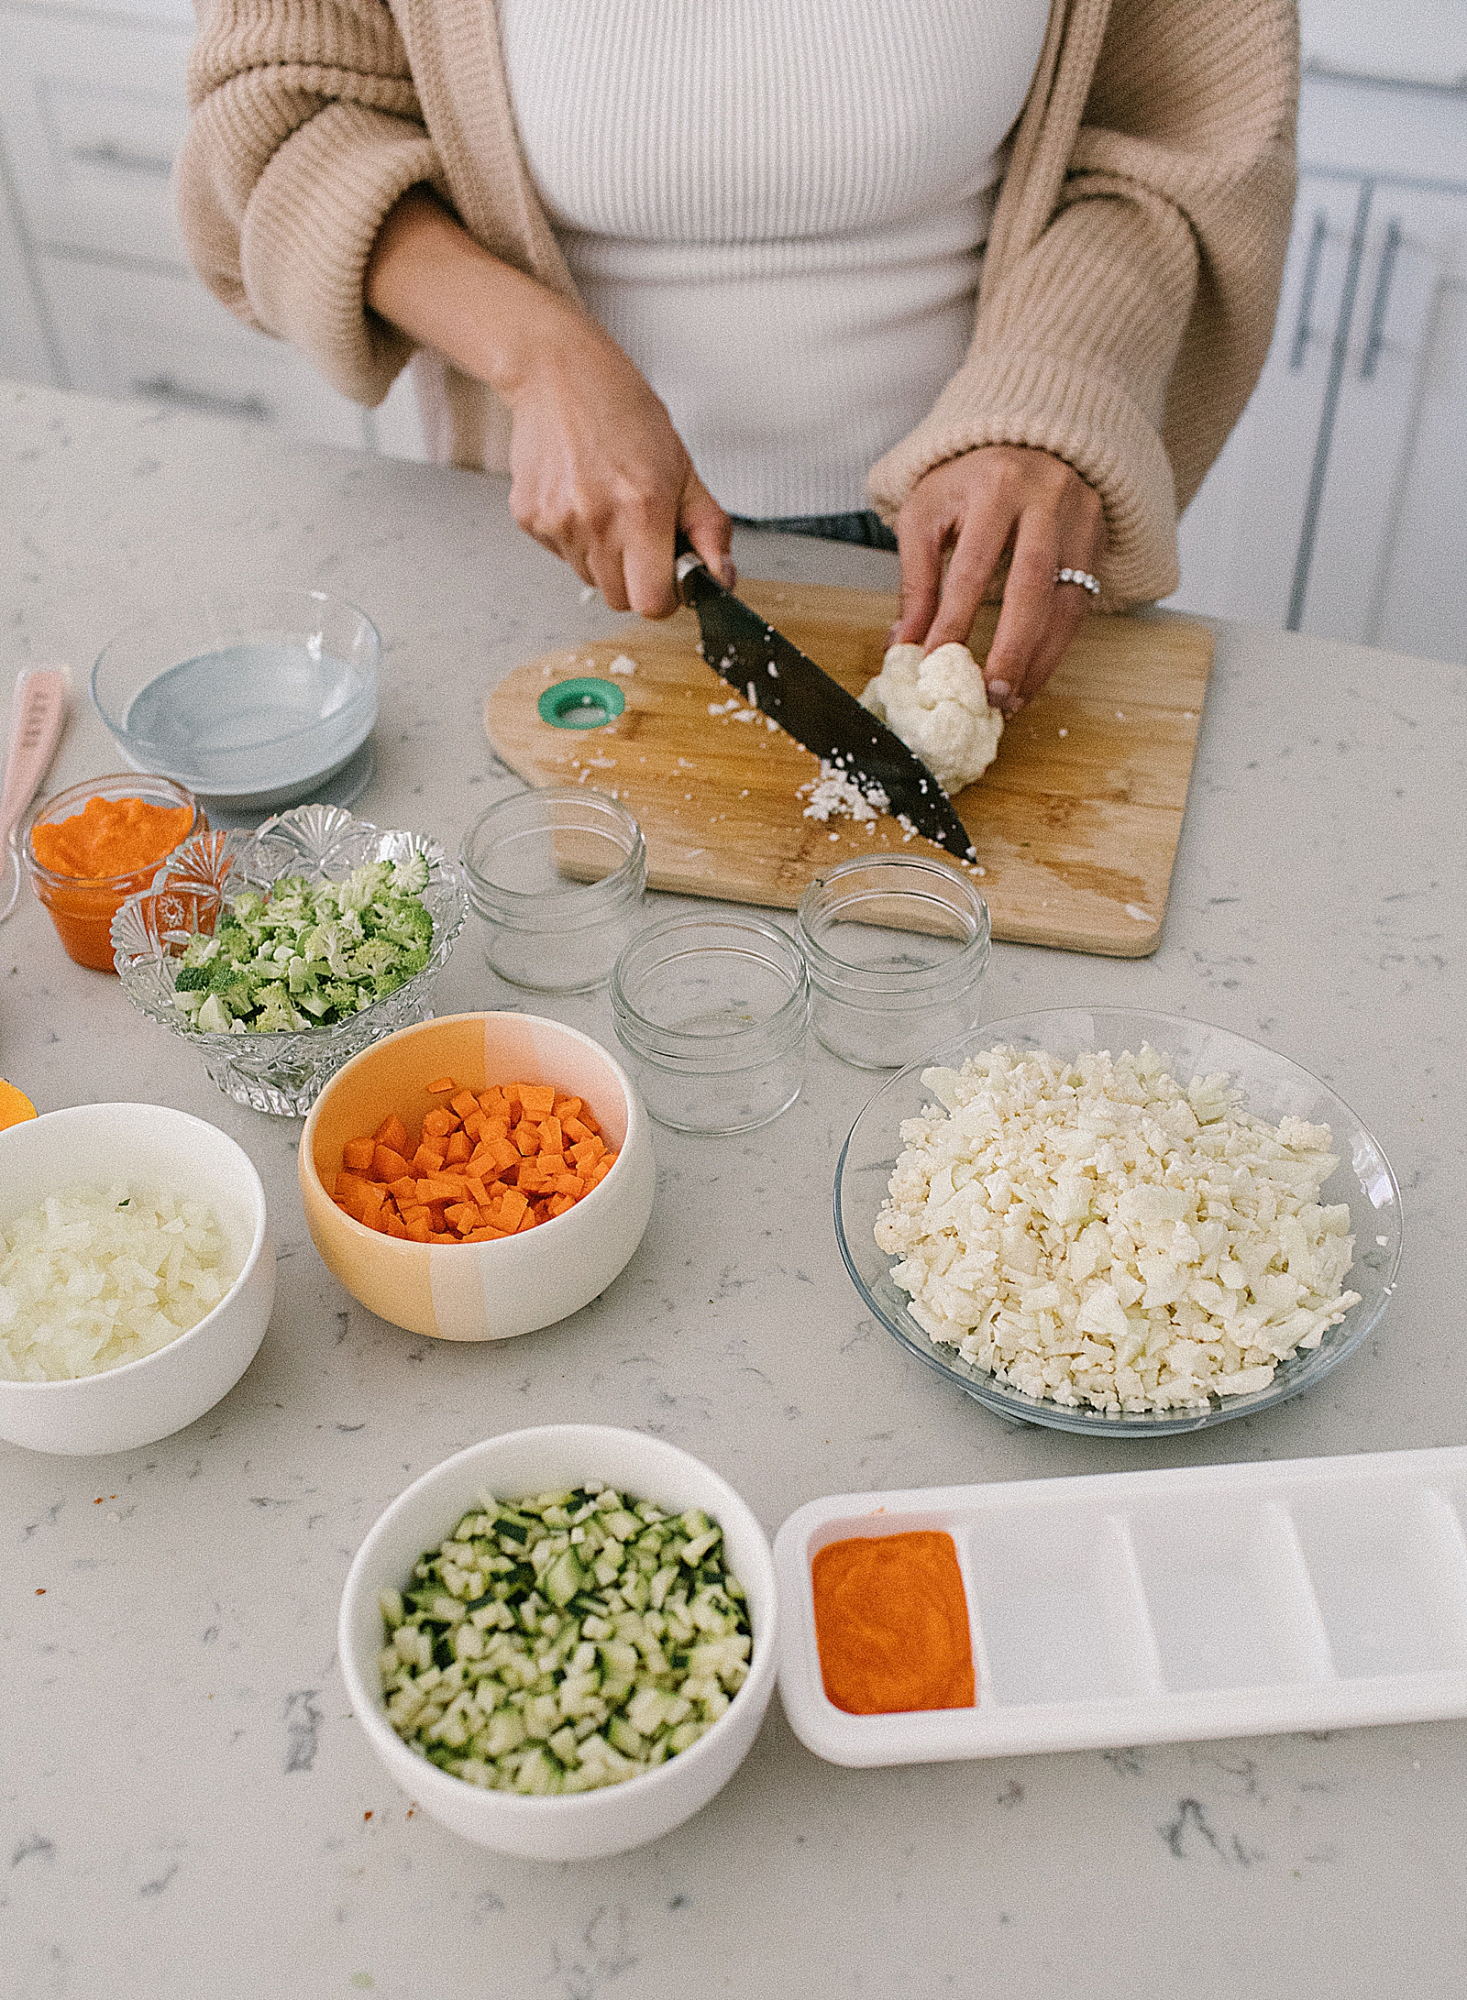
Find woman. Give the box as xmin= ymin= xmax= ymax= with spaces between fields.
xmin=179 ymin=0 xmax=1296 ymax=715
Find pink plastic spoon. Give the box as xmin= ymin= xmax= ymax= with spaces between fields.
xmin=0 ymin=665 xmax=70 ymax=920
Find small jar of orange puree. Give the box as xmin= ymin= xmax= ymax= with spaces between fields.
xmin=23 ymin=774 xmax=205 ymax=971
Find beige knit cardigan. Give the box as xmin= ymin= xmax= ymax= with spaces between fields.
xmin=179 ymin=0 xmax=1298 ymax=603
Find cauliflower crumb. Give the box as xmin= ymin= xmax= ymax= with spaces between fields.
xmin=859 ymin=642 xmax=1003 ymax=797
xmin=873 ymin=1044 xmax=1362 ymax=1414
xmin=607 ymin=653 xmax=637 ymax=675
xmin=798 ymin=762 xmax=890 ymax=824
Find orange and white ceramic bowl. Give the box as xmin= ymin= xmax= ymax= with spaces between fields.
xmin=299 ymin=1013 xmax=655 ymax=1341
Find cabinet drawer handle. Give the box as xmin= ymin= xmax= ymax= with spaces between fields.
xmin=1359 ymin=218 xmax=1403 ymax=382
xmin=1289 ymin=209 xmax=1330 ymax=371
xmin=69 ymin=141 xmax=174 ymax=180
xmin=131 ymin=375 xmax=273 ymax=423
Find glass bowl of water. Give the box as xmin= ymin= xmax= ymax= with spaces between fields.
xmin=91 ymin=590 xmax=380 ymax=818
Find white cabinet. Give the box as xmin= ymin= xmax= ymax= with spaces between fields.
xmin=0 ymin=0 xmax=427 ymax=460
xmin=1171 ymin=74 xmax=1467 ymax=663
xmin=1305 ymin=184 xmax=1467 ymax=662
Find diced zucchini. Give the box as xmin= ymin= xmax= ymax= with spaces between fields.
xmin=379 ymin=1483 xmax=752 ymax=1794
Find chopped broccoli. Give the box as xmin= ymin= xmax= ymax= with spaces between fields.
xmin=172 ymin=855 xmax=436 ymax=1034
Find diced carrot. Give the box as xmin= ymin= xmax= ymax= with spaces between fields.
xmin=416 ymin=1175 xmax=465 ymax=1203
xmin=495 ymin=1187 xmax=530 ymax=1231
xmin=373 ymin=1113 xmax=411 ymax=1156
xmin=334 ymin=1071 xmax=613 ymax=1244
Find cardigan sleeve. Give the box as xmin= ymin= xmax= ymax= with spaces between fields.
xmin=866 ymin=0 xmax=1299 ymax=604
xmin=177 ymin=0 xmax=443 ymax=405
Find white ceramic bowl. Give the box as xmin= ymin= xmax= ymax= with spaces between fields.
xmin=338 ymin=1425 xmax=778 ymax=1860
xmin=300 ymin=1013 xmax=655 ymax=1341
xmin=0 ymin=1103 xmax=274 ymax=1454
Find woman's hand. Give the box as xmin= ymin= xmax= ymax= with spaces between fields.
xmin=366 ymin=186 xmax=731 ymax=617
xmin=502 ymin=314 xmax=732 ymax=617
xmin=891 ymin=446 xmax=1105 ymax=714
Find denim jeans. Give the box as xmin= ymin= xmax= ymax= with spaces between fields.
xmin=734 ymin=509 xmax=898 ymax=553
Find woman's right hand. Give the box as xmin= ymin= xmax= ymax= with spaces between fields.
xmin=366 ymin=186 xmax=731 ymax=617
xmin=502 ymin=312 xmax=733 ymax=617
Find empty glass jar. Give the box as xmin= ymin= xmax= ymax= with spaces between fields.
xmin=460 ymin=788 xmax=646 ymax=993
xmin=795 ymin=855 xmax=990 ymax=1069
xmin=610 ymin=911 xmax=809 ymax=1134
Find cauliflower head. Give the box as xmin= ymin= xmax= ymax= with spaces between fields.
xmin=858 ymin=642 xmax=1002 ymax=798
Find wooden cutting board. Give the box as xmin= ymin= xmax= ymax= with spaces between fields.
xmin=484 ymin=579 xmax=1213 ymax=956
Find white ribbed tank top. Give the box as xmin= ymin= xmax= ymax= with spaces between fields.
xmin=498 ymin=1 xmax=1049 ymax=518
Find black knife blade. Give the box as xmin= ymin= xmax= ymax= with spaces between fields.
xmin=674 ymin=542 xmax=976 ymax=864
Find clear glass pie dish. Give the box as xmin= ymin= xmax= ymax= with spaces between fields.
xmin=111 ymin=803 xmax=467 ymax=1116
xmin=834 ymin=1007 xmax=1403 ymax=1436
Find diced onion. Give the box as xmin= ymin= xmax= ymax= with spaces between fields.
xmin=0 ymin=1183 xmax=233 ymax=1381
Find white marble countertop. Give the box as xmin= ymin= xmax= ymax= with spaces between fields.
xmin=2 ymin=380 xmax=1465 ymax=2000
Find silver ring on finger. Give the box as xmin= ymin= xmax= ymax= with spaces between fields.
xmin=1055 ymin=566 xmax=1101 ymax=600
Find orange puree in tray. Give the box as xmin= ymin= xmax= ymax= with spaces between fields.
xmin=811 ymin=1530 xmax=976 ymax=1716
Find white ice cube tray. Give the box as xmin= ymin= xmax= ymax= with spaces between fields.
xmin=774 ymin=1446 xmax=1467 ymax=1765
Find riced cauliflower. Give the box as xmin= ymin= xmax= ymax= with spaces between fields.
xmin=859 ymin=642 xmax=1003 ymax=797
xmin=873 ymin=1044 xmax=1362 ymax=1413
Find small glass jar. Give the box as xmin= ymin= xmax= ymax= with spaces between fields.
xmin=610 ymin=911 xmax=809 ymax=1134
xmin=24 ymin=773 xmax=206 ymax=972
xmin=795 ymin=856 xmax=990 ymax=1069
xmin=460 ymin=788 xmax=647 ymax=993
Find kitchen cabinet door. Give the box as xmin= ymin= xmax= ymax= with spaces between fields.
xmin=1301 ymin=184 xmax=1467 ymax=663
xmin=0 ymin=13 xmax=193 ymax=267
xmin=1170 ymin=174 xmax=1368 ymax=628
xmin=39 ymin=255 xmax=373 ymax=451
xmin=0 ymin=158 xmax=60 ymax=385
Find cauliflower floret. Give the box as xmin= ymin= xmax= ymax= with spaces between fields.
xmin=858 ymin=642 xmax=1003 ymax=797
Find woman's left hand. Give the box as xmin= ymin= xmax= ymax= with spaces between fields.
xmin=891 ymin=445 xmax=1105 ymax=715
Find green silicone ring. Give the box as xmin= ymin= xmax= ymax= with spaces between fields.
xmin=537 ymin=677 xmax=626 ymax=730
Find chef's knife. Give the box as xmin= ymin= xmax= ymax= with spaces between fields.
xmin=673 ymin=538 xmax=976 ymax=863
